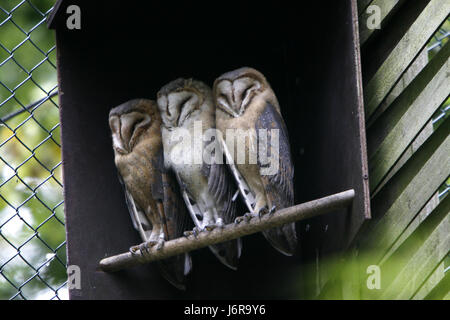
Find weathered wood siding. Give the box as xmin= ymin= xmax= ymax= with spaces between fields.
xmin=316 ymin=0 xmax=450 ymax=300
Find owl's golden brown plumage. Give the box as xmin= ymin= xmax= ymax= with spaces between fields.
xmin=213 ymin=67 xmax=297 ymax=256
xmin=109 ymin=99 xmax=192 ymax=290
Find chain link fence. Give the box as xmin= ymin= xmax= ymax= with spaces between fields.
xmin=0 ymin=0 xmax=66 ymax=300
xmin=0 ymin=2 xmax=448 ymax=300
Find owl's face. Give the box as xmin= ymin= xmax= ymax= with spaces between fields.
xmin=213 ymin=67 xmax=266 ymax=118
xmin=157 ymin=78 xmax=209 ymax=129
xmin=109 ymin=99 xmax=158 ymax=154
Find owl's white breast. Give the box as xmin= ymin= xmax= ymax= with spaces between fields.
xmin=161 ymin=125 xmax=206 ymax=199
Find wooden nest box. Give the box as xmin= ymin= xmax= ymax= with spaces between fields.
xmin=48 ymin=0 xmax=370 ymax=299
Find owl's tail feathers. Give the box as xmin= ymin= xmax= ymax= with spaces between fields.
xmin=262 ymin=222 xmax=297 ymax=256
xmin=209 ymin=237 xmax=242 ymax=270
xmin=158 ymin=252 xmax=192 ymax=291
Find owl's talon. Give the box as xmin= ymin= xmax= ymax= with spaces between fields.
xmin=129 ymin=245 xmax=140 ymax=255
xmin=156 ymin=239 xmax=165 ymax=251
xmin=137 ymin=240 xmax=159 ymax=255
xmin=244 ymin=212 xmax=255 ymax=222
xmin=184 ymin=227 xmax=200 ymax=238
xmin=204 ymin=224 xmax=217 ymax=232
xmin=193 ymin=226 xmax=201 ymax=237
xmin=258 ymin=207 xmax=269 ymax=219
xmin=269 ymin=205 xmax=277 ymax=216
xmin=130 ymin=243 xmax=146 ymax=256
xmin=216 ymin=219 xmax=224 ymax=229
xmin=234 ymin=216 xmax=244 ymax=224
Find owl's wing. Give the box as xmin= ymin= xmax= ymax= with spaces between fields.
xmin=200 ymin=158 xmax=242 ymax=269
xmin=255 ymin=101 xmax=294 ymax=208
xmin=147 ymin=149 xmax=191 ymax=240
xmin=161 ymin=170 xmax=192 ymax=241
xmin=201 ymin=154 xmax=237 ymax=225
xmin=218 ymin=135 xmax=257 ymax=213
xmin=117 ymin=172 xmax=152 ymax=241
xmin=154 ymin=152 xmax=193 ymax=287
xmin=254 ymin=101 xmax=297 ymax=256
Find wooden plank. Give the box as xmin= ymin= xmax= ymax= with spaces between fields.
xmin=413 ymin=259 xmax=448 ymax=299
xmin=367 ymin=47 xmax=429 ymax=129
xmin=361 ymin=0 xmax=430 ymax=85
xmin=299 ymin=258 xmax=321 ymax=300
xmin=317 ymin=278 xmax=342 ymax=300
xmin=379 ymin=192 xmax=440 ymax=264
xmin=319 ymin=195 xmax=446 ymax=300
xmin=364 ymin=0 xmax=450 ymax=118
xmin=445 ymin=289 xmax=450 ymax=300
xmin=46 ymin=0 xmax=64 ymax=29
xmin=310 ymin=0 xmax=370 ymax=295
xmin=326 ymin=123 xmax=448 ymax=298
xmin=372 ymin=120 xmax=434 ymax=197
xmin=358 ymin=0 xmax=374 ymax=16
xmin=318 ymin=195 xmax=444 ymax=300
xmin=341 ymin=248 xmax=362 ymax=299
xmin=380 ymin=207 xmax=449 ymax=299
xmin=367 ymin=40 xmax=450 ymax=191
xmin=378 ymin=194 xmax=449 ymax=286
xmin=368 ymin=41 xmax=448 ymax=158
xmin=359 ymin=0 xmax=405 ymax=45
xmin=360 ymin=118 xmax=450 ymax=264
xmin=422 ymin=265 xmax=449 ymax=300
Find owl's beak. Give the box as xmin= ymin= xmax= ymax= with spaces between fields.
xmin=217 ymin=92 xmax=239 ymax=118
xmin=229 ymin=103 xmax=241 ymax=118
xmin=114 ymin=143 xmax=128 ymax=154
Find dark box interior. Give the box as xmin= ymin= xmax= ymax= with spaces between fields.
xmin=50 ymin=0 xmax=369 ymax=299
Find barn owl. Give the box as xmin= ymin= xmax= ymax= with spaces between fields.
xmin=109 ymin=99 xmax=192 ymax=290
xmin=157 ymin=78 xmax=242 ymax=270
xmin=213 ymin=67 xmax=297 ymax=256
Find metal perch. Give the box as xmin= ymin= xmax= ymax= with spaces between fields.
xmin=99 ymin=189 xmax=355 ymax=272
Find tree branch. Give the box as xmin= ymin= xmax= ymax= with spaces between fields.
xmin=99 ymin=189 xmax=355 ymax=272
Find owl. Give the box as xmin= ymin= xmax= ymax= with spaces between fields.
xmin=109 ymin=99 xmax=192 ymax=290
xmin=213 ymin=67 xmax=297 ymax=256
xmin=157 ymin=78 xmax=242 ymax=270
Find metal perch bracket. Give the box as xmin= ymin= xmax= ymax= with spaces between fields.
xmin=99 ymin=189 xmax=355 ymax=272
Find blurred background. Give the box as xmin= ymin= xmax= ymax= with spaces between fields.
xmin=0 ymin=0 xmax=448 ymax=300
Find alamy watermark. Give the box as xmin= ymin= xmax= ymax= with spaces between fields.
xmin=366 ymin=265 xmax=381 ymax=290
xmin=166 ymin=121 xmax=280 ymax=176
xmin=67 ymin=265 xmax=81 ymax=290
xmin=366 ymin=5 xmax=381 ymax=30
xmin=66 ymin=5 xmax=81 ymax=30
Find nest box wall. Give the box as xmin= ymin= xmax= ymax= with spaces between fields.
xmin=49 ymin=0 xmax=369 ymax=299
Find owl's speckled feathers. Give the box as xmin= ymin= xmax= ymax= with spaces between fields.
xmin=157 ymin=79 xmax=242 ymax=270
xmin=109 ymin=99 xmax=192 ymax=290
xmin=213 ymin=67 xmax=297 ymax=256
